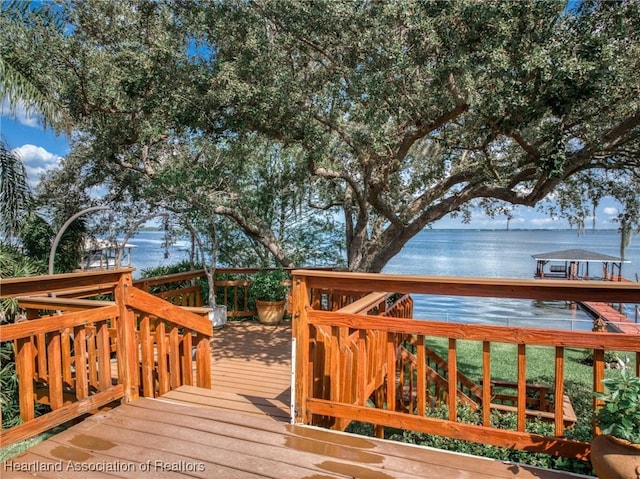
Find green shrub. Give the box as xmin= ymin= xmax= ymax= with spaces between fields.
xmin=140 ymin=260 xmax=209 ymax=302
xmin=578 ymin=349 xmax=618 ymax=366
xmin=248 ymin=269 xmax=288 ymax=305
xmin=0 ymin=244 xmax=47 ymax=429
xmin=594 ymin=371 xmax=640 ymax=444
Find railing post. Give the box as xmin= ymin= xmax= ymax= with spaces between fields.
xmin=15 ymin=337 xmax=35 ymax=423
xmin=114 ymin=272 xmax=139 ymax=402
xmin=554 ymin=346 xmax=565 ymax=436
xmin=356 ymin=329 xmax=367 ymax=406
xmin=592 ymin=348 xmax=605 ymax=436
xmin=517 ymin=344 xmax=527 ymax=432
xmin=482 ymin=341 xmax=491 ymax=427
xmin=447 ymin=339 xmax=457 ymax=422
xmin=292 ymin=273 xmax=311 ymax=424
xmin=195 ymin=334 xmax=212 ymax=389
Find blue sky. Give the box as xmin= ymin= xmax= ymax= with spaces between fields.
xmin=0 ymin=100 xmax=624 ymax=230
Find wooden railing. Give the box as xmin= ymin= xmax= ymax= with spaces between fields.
xmin=133 ymin=268 xmax=277 ymax=318
xmin=307 ymin=291 xmax=405 ymax=431
xmin=133 ymin=267 xmax=337 ymax=318
xmin=292 ymin=271 xmax=640 ymax=460
xmin=0 ymin=269 xmax=212 ymax=447
xmin=133 ymin=269 xmax=207 ymax=307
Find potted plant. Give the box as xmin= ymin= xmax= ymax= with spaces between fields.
xmin=591 ymin=370 xmax=640 ymax=479
xmin=249 ymin=269 xmax=289 ymax=325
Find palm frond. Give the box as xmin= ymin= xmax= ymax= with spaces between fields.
xmin=0 ymin=140 xmax=32 ymax=242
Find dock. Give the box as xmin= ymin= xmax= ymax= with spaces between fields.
xmin=582 ymin=301 xmax=640 ymax=334
xmin=3 ymin=321 xmax=589 ymax=479
xmin=531 ymin=248 xmax=639 ymax=334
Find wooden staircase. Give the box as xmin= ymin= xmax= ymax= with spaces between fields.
xmin=396 ymin=339 xmax=576 ymax=426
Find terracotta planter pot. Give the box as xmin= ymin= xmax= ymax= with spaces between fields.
xmin=590 ymin=434 xmax=640 ymax=479
xmin=255 ymin=300 xmax=285 ymax=325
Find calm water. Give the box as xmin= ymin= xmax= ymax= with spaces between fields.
xmin=383 ymin=229 xmax=639 ymax=330
xmin=123 ymin=230 xmax=191 ymax=277
xmin=126 ymin=229 xmax=639 ymax=330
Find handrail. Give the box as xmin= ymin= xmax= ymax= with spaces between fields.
xmin=0 ymin=306 xmax=119 ymax=340
xmin=292 ymin=271 xmax=640 ymax=462
xmin=126 ymin=287 xmax=212 ymax=336
xmin=0 ymin=268 xmax=134 ymax=298
xmin=132 ymin=266 xmax=339 ymax=289
xmin=132 ymin=269 xmax=209 ymax=288
xmin=309 ymin=312 xmax=640 ymax=351
xmin=15 ymin=296 xmax=117 ymax=311
xmin=0 ymin=270 xmax=213 ymax=448
xmin=337 ymin=292 xmax=390 ymax=315
xmin=296 ymin=270 xmax=640 ymax=302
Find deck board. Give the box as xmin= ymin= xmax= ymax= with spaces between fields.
xmin=3 ymin=321 xmax=590 ymax=478
xmin=160 ymin=387 xmax=289 ymax=421
xmin=210 ymin=321 xmax=292 ymax=404
xmin=3 ymin=392 xmax=589 ymax=479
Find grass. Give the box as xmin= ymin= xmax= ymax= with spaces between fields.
xmin=0 ymin=426 xmax=69 ymax=462
xmin=425 ymin=337 xmax=637 ymax=389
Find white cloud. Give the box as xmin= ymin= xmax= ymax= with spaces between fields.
xmin=1 ymin=97 xmax=41 ymax=128
xmin=11 ymin=144 xmax=62 ymax=188
xmin=603 ymin=206 xmax=618 ymax=216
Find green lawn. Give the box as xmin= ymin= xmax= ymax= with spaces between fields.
xmin=425 ymin=337 xmax=636 ymax=389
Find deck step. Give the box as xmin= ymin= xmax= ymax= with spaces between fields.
xmin=158 ymin=385 xmax=290 ymax=421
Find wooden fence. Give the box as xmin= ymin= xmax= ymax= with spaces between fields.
xmin=133 ymin=268 xmax=281 ymax=318
xmin=0 ymin=269 xmax=212 ymax=447
xmin=132 ymin=267 xmax=338 ymax=319
xmin=291 ymin=270 xmax=640 ymax=461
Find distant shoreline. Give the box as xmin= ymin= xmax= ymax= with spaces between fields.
xmin=422 ymin=231 xmax=618 ymax=234
xmin=134 ymin=227 xmax=621 ymax=233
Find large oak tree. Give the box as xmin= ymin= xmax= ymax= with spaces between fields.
xmin=9 ymin=0 xmax=640 ymax=271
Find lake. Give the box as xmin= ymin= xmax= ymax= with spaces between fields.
xmin=126 ymin=229 xmax=639 ymax=331
xmin=383 ymin=229 xmax=639 ymax=330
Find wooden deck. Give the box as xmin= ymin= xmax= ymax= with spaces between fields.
xmin=207 ymin=320 xmax=291 ymax=421
xmin=4 ymin=385 xmax=588 ymax=479
xmin=3 ymin=320 xmax=591 ymax=478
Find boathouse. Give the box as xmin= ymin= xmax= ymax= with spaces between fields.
xmin=79 ymin=238 xmax=137 ymax=271
xmin=532 ymin=248 xmax=628 ymax=281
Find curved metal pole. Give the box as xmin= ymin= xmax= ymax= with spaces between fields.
xmin=48 ymin=206 xmax=110 ymax=275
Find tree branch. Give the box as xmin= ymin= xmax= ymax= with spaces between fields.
xmin=394 ymin=103 xmax=468 ymax=163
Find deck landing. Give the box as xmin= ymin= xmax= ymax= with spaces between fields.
xmin=4 ymin=386 xmax=587 ymax=479
xmin=210 ymin=320 xmax=292 ymax=410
